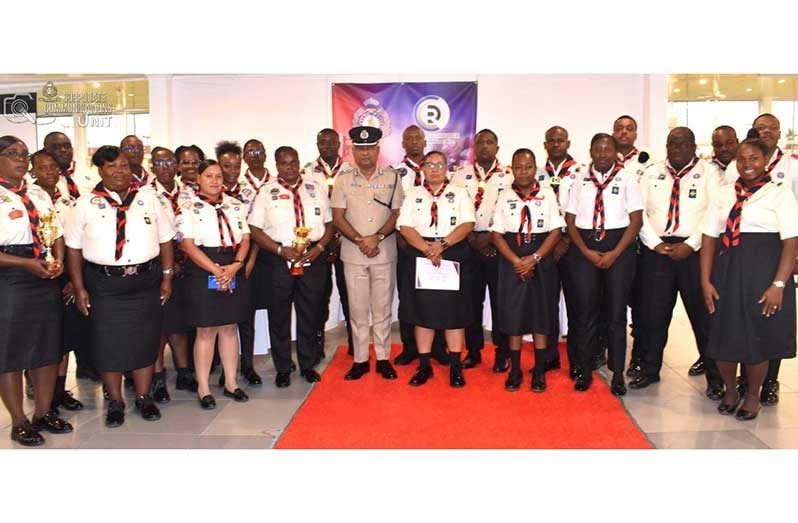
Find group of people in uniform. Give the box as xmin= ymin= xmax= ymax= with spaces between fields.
xmin=1 ymin=111 xmax=796 ymax=447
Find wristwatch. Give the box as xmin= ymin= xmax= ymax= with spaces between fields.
xmin=772 ymin=280 xmax=785 ymax=288
xmin=440 ymin=239 xmax=450 ymax=250
xmin=162 ymin=267 xmax=175 ymax=276
xmin=377 ymin=233 xmax=386 ymax=242
xmin=532 ymin=253 xmax=542 ymax=263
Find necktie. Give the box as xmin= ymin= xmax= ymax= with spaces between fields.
xmin=61 ymin=162 xmax=80 ymax=199
xmin=720 ymin=176 xmax=771 ymax=255
xmin=474 ymin=160 xmax=502 ymax=211
xmin=91 ymin=183 xmax=139 ymax=260
xmin=197 ymin=194 xmax=237 ymax=250
xmin=512 ymin=182 xmax=541 ymax=246
xmin=664 ymin=156 xmax=699 ymax=234
xmin=404 ymin=156 xmax=423 ymax=187
xmin=277 ymin=176 xmax=306 ymax=228
xmin=545 ymin=155 xmax=576 ymax=196
xmin=423 ymin=179 xmax=450 ymax=230
xmin=587 ymin=162 xmax=623 ymax=240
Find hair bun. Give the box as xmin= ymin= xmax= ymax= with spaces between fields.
xmin=746 ymin=128 xmax=760 ymax=140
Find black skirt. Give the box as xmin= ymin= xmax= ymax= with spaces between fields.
xmin=183 ymin=247 xmax=250 ymax=328
xmin=706 ymin=233 xmax=797 ymax=364
xmin=84 ymin=259 xmax=163 ymax=372
xmin=162 ymin=275 xmax=190 ymax=336
xmin=398 ymin=240 xmax=473 ymax=329
xmin=0 ymin=248 xmax=63 ymax=373
xmin=495 ymin=232 xmax=559 ymax=336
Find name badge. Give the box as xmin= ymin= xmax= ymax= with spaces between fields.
xmin=315 ymin=207 xmax=321 ymax=216
xmin=8 ymin=209 xmax=23 ymax=220
xmin=689 ymin=188 xmax=697 ymax=198
xmin=550 ymin=176 xmax=560 ymax=185
xmin=537 ymin=219 xmax=544 ymax=228
xmin=144 ymin=216 xmax=152 ymax=225
xmin=611 ymin=186 xmax=620 ymax=195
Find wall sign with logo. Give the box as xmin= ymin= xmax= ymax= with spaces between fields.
xmin=332 ymin=82 xmax=477 ymax=169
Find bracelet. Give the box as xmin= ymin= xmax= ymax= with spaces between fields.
xmin=316 ymin=244 xmax=326 ymax=252
xmin=440 ymin=239 xmax=450 ymax=250
xmin=232 ymin=260 xmax=243 ymax=265
xmin=277 ymin=246 xmax=283 ymax=256
xmin=162 ymin=267 xmax=174 ymax=276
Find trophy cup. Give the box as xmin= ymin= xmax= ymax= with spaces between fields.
xmin=39 ymin=211 xmax=61 ymax=271
xmin=290 ymin=226 xmax=311 ymax=276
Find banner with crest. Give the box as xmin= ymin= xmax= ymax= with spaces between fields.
xmin=331 ymin=82 xmax=478 ymax=169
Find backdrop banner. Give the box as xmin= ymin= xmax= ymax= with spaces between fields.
xmin=332 ymin=81 xmax=478 ymax=169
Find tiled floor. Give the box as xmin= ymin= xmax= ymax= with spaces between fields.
xmin=2 ymin=300 xmax=797 ymax=449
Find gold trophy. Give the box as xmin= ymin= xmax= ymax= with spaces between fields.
xmin=290 ymin=226 xmax=311 ymax=276
xmin=39 ymin=211 xmax=61 ymax=271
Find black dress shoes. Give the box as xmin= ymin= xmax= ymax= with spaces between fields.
xmin=493 ymin=354 xmax=510 ymax=373
xmin=223 ymin=388 xmax=249 ymax=402
xmin=736 ymin=376 xmax=748 ymax=399
xmin=574 ymin=372 xmax=592 ymax=392
xmin=505 ymin=371 xmax=522 ymax=392
xmin=717 ymin=395 xmax=741 ymax=415
xmin=409 ymin=367 xmax=433 ymax=386
xmin=449 ymin=367 xmax=466 ymax=388
xmin=344 ymin=361 xmax=370 ymax=380
xmin=31 ymin=410 xmax=73 ymax=434
xmin=735 ymin=407 xmax=760 ymax=421
xmin=626 ymin=358 xmax=642 ymax=378
xmin=531 ymin=371 xmax=546 ymax=392
xmin=242 ymin=367 xmax=263 ymax=386
xmin=462 ymin=352 xmax=481 ymax=369
xmin=199 ymin=395 xmax=216 ymax=410
xmin=705 ymin=383 xmax=725 ymax=401
xmin=300 ymin=369 xmax=321 ymax=383
xmin=176 ymin=373 xmax=199 ymax=393
xmin=123 ymin=372 xmax=135 ymax=391
xmin=152 ymin=380 xmax=171 ymax=404
xmin=52 ymin=390 xmax=84 ymax=411
xmin=376 ymin=360 xmax=398 ymax=379
xmin=568 ymin=367 xmax=579 ymax=381
xmin=393 ymin=351 xmax=418 ymax=366
xmin=688 ymin=358 xmax=706 ymax=376
xmin=135 ymin=395 xmax=162 ymax=421
xmin=106 ymin=400 xmax=126 ymax=427
xmin=760 ymin=379 xmax=779 ymax=406
xmin=11 ymin=421 xmax=44 ymax=447
xmin=629 ymin=374 xmax=660 ymax=390
xmin=611 ymin=377 xmax=627 ymax=397
xmin=591 ymin=352 xmax=607 ymax=371
xmin=275 ymin=372 xmax=291 ymax=388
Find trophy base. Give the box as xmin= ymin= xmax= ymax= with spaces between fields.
xmin=290 ymin=266 xmax=305 ymax=276
xmin=45 ymin=259 xmax=61 ymax=272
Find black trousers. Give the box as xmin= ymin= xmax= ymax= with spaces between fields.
xmin=570 ymin=228 xmax=637 ymax=375
xmin=317 ymin=256 xmax=354 ymax=355
xmin=629 ymin=241 xmax=645 ymax=362
xmin=268 ymin=252 xmax=329 ymax=374
xmin=549 ymin=246 xmax=579 ymax=368
xmin=639 ymin=240 xmax=721 ymax=385
xmin=465 ymin=247 xmax=509 ymax=357
xmin=397 ymin=247 xmax=446 ymax=356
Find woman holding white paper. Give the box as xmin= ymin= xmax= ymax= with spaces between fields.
xmin=491 ymin=149 xmax=564 ymax=393
xmin=397 ymin=151 xmax=475 ymax=388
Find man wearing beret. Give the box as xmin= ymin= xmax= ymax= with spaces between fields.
xmin=331 ymin=126 xmax=404 ymax=380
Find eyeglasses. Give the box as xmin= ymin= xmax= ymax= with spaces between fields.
xmin=245 ymin=150 xmax=265 ymax=157
xmin=754 ymin=125 xmax=779 ymax=133
xmin=422 ymin=162 xmax=446 ymax=169
xmin=180 ymin=159 xmax=200 ymax=166
xmin=122 ymin=145 xmax=143 ymax=153
xmin=153 ymin=159 xmax=177 ymax=167
xmin=0 ymin=150 xmax=31 ymax=162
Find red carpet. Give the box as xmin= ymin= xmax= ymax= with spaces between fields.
xmin=276 ymin=343 xmax=652 ymax=449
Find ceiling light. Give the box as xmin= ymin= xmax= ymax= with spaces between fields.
xmin=698 ymin=78 xmax=708 ymax=85
xmin=778 ymin=79 xmax=786 ymax=84
xmin=92 ymin=82 xmax=101 ymax=88
xmin=128 ymin=93 xmax=135 ymax=97
xmin=673 ymin=88 xmax=681 ymax=93
xmin=746 ymin=88 xmax=752 ymax=92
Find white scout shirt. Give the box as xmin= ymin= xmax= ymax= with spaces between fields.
xmin=450 ymin=159 xmax=514 ymax=232
xmin=722 ymin=148 xmax=798 ymax=199
xmin=0 ymin=181 xmax=62 ymax=245
xmin=397 ymin=183 xmax=475 ymax=238
xmin=639 ymin=158 xmax=721 ymax=251
xmin=247 ymin=177 xmax=331 ymax=245
xmin=175 ymin=193 xmax=250 ymax=248
xmin=490 ymin=185 xmax=565 ymax=236
xmin=566 ymin=164 xmax=644 ymax=230
xmin=536 ymin=155 xmax=584 ymax=211
xmin=703 ymin=180 xmax=798 ymax=239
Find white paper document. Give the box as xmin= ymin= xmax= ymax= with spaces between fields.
xmin=415 ymin=258 xmax=460 ymax=291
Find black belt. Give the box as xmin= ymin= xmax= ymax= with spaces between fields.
xmin=422 ymin=237 xmax=446 ymax=242
xmin=504 ymin=232 xmax=549 ymax=244
xmin=87 ymin=259 xmax=157 ymax=277
xmin=661 ymin=236 xmax=687 ymax=244
xmin=0 ymin=244 xmax=35 ymax=258
xmin=199 ymin=246 xmax=236 ymax=255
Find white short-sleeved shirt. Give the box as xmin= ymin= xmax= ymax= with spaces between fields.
xmin=392 ymin=157 xmax=427 ymax=193
xmin=702 ymin=180 xmax=798 ymax=240
xmin=145 ymin=179 xmax=193 ymax=226
xmin=397 ymin=183 xmax=475 ymax=238
xmin=303 ymin=159 xmax=349 ymax=198
xmin=639 ymin=158 xmax=721 ymax=251
xmin=51 ymin=192 xmax=76 ymax=229
xmin=566 ymin=164 xmax=644 ymax=230
xmin=618 ymin=148 xmax=653 ymax=178
xmin=0 ymin=182 xmax=62 ymax=245
xmin=247 ymin=178 xmax=331 ymax=245
xmin=450 ymin=160 xmax=514 ymax=232
xmin=722 ymin=148 xmax=798 ymax=200
xmin=65 ymin=186 xmax=174 ymax=266
xmin=130 ymin=168 xmax=152 ymax=188
xmin=536 ymin=156 xmax=584 ymax=211
xmin=240 ymin=169 xmax=272 ymax=196
xmin=490 ymin=186 xmax=565 ymax=235
xmin=175 ymin=193 xmax=250 ymax=248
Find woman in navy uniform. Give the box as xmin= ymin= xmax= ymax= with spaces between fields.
xmin=65 ymin=145 xmax=175 ymax=427
xmin=565 ymin=134 xmax=643 ymax=395
xmin=176 ymin=160 xmax=251 ymax=409
xmin=0 ymin=136 xmax=73 ymax=446
xmin=397 ymin=151 xmax=475 ymax=387
xmin=491 ymin=149 xmax=564 ymax=392
xmin=701 ymin=130 xmax=798 ymax=421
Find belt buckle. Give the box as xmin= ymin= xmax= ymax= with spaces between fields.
xmin=594 ymin=229 xmax=604 ymax=242
xmin=123 ymin=265 xmax=138 ymax=277
xmin=523 ymin=233 xmax=532 ymax=244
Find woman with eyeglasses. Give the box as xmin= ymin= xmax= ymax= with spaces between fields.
xmin=0 ymin=136 xmax=74 ymax=446
xmin=65 ymin=145 xmax=175 ymax=427
xmin=701 ymin=129 xmax=798 ymax=421
xmin=491 ymin=149 xmax=564 ymax=392
xmin=176 ymin=160 xmax=251 ymax=409
xmin=147 ymin=147 xmax=197 ymax=402
xmin=175 ymin=144 xmax=205 ymax=193
xmin=397 ymin=151 xmax=475 ymax=388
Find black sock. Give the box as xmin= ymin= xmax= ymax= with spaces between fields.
xmin=419 ymin=354 xmax=431 ymax=370
xmin=55 ymin=375 xmax=67 ymax=398
xmin=177 ymin=367 xmax=191 ymax=379
xmin=449 ymin=352 xmax=462 ymax=370
xmin=153 ymin=370 xmax=166 ymax=383
xmin=533 ymin=349 xmax=546 ymax=373
xmin=509 ymin=350 xmax=521 ymax=373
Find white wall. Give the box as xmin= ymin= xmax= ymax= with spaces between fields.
xmin=161 ymin=74 xmax=669 ymax=168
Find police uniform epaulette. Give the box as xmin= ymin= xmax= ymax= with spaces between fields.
xmin=339 ymin=165 xmax=355 ymax=175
